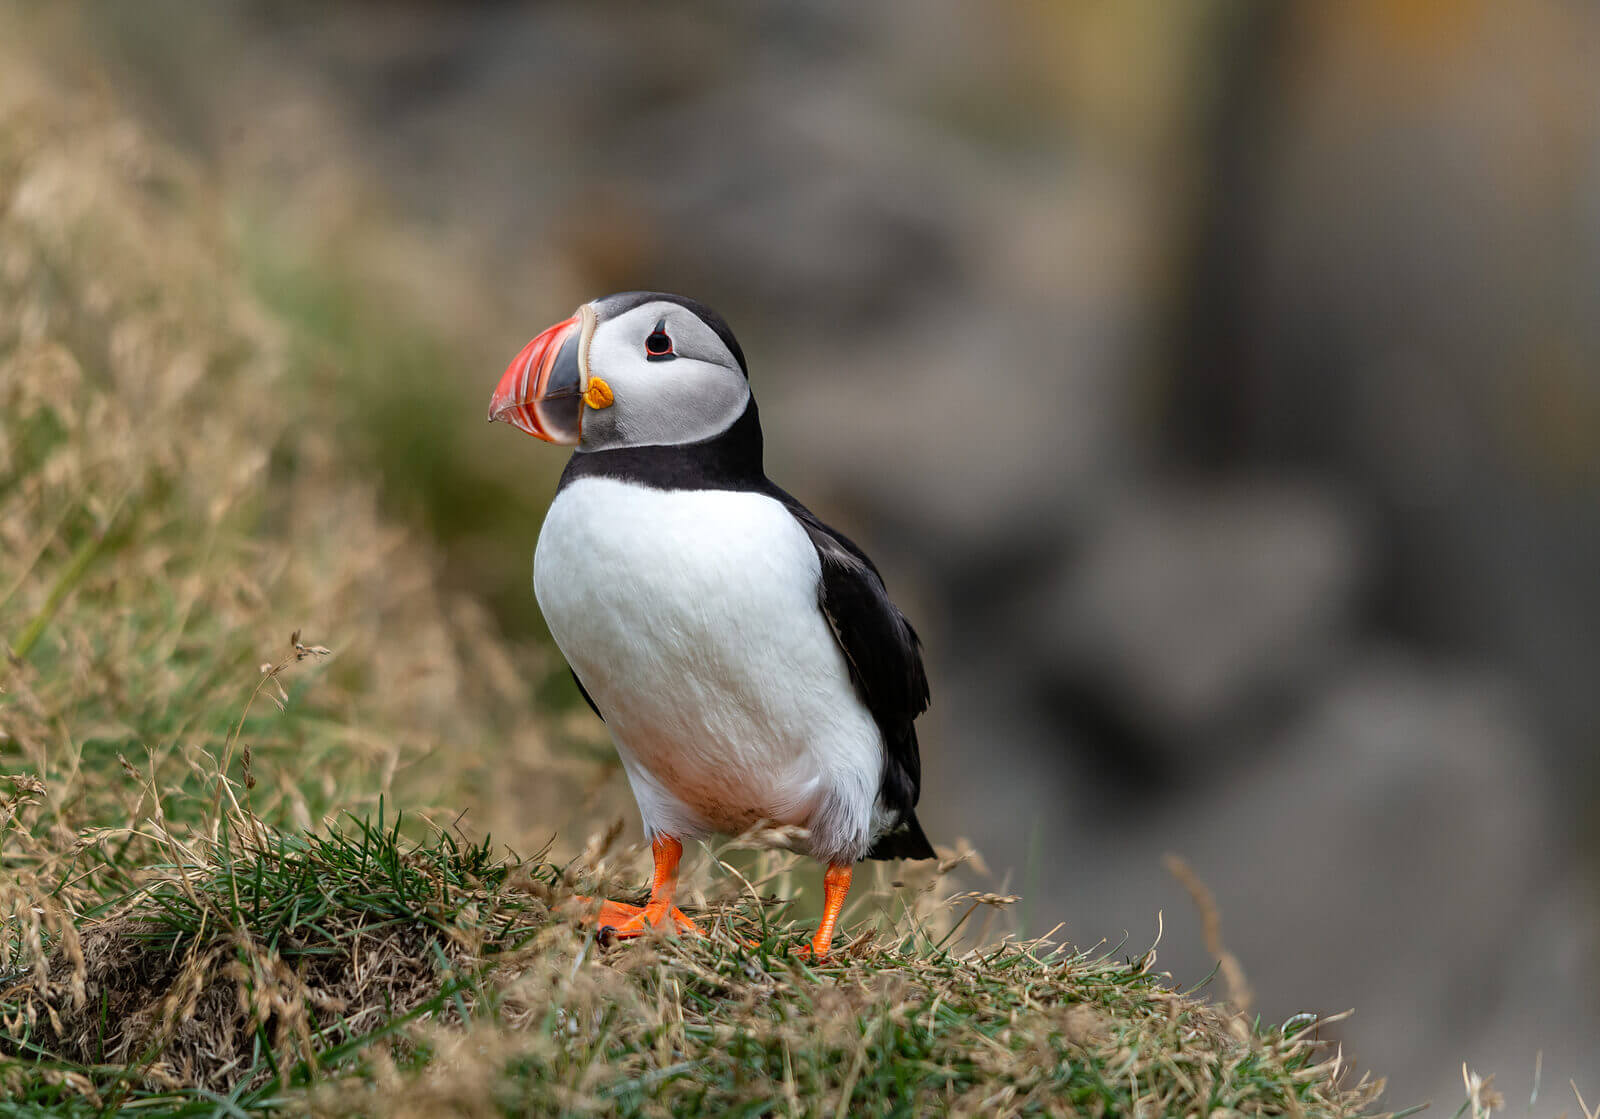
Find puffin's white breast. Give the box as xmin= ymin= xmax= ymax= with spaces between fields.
xmin=534 ymin=476 xmax=883 ymax=851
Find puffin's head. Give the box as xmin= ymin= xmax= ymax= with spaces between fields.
xmin=489 ymin=291 xmax=749 ymax=451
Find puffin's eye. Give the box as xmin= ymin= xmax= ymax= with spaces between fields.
xmin=645 ymin=320 xmax=675 ymax=361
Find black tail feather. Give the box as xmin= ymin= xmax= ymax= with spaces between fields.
xmin=865 ymin=810 xmax=936 ymax=861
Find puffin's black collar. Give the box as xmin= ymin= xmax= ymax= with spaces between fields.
xmin=557 ymin=397 xmax=766 ymax=494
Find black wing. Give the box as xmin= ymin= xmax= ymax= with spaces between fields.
xmin=571 ymin=668 xmax=603 ymax=721
xmin=770 ymin=488 xmax=936 ymax=860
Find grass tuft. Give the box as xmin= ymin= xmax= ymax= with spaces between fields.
xmin=5 ymin=798 xmax=557 ymax=1103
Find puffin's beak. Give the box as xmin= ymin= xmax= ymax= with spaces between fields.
xmin=489 ymin=308 xmax=594 ymax=444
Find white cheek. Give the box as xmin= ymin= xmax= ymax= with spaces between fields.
xmin=579 ymin=303 xmax=751 ymax=450
xmin=584 ymin=359 xmax=749 ymax=449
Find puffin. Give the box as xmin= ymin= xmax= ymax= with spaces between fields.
xmin=489 ymin=291 xmax=935 ymax=958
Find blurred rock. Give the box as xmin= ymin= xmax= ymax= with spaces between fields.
xmin=1453 ymin=876 xmax=1599 ymax=1115
xmin=1186 ymin=0 xmax=1600 ymax=793
xmin=1017 ymin=657 xmax=1573 ymax=1113
xmin=1211 ymin=662 xmax=1579 ymax=1110
xmin=608 ymin=84 xmax=971 ymax=327
xmin=1033 ymin=482 xmax=1365 ymax=775
xmin=770 ymin=296 xmax=1136 ymax=574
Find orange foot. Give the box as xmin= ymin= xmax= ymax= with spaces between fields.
xmin=571 ymin=837 xmax=702 ymax=942
xmin=579 ymin=897 xmax=701 ymax=938
xmin=752 ymin=863 xmax=855 ymax=960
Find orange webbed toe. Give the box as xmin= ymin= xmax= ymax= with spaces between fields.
xmin=574 ymin=897 xmax=701 ymax=939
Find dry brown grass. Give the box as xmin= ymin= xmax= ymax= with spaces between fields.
xmin=0 ymin=8 xmax=612 ymax=883
xmin=0 ymin=23 xmax=594 ymax=1106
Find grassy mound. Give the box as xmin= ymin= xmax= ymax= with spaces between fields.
xmin=8 ymin=802 xmax=548 ymax=1104
xmin=0 ymin=24 xmax=1389 ymax=1118
xmin=4 ymin=784 xmax=1382 ymax=1117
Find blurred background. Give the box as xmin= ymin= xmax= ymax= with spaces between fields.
xmin=13 ymin=0 xmax=1597 ymax=1107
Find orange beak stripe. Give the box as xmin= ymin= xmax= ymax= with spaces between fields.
xmin=488 ymin=314 xmax=581 ymax=440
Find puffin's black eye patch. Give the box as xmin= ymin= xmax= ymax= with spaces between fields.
xmin=645 ymin=319 xmax=675 ymax=361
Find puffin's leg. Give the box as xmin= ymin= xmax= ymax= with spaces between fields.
xmin=590 ymin=836 xmax=701 ymax=938
xmin=801 ymin=863 xmax=854 ymax=958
